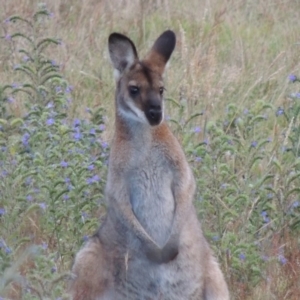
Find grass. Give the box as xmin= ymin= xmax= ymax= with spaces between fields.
xmin=0 ymin=0 xmax=300 ymax=299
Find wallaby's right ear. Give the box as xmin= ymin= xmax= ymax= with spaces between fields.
xmin=108 ymin=33 xmax=138 ymax=80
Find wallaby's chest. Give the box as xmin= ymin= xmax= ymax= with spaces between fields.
xmin=128 ymin=156 xmax=175 ymax=246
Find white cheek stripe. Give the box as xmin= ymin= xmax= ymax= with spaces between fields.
xmin=118 ymin=100 xmax=148 ymax=124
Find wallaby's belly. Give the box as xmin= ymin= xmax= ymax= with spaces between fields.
xmin=128 ymin=164 xmax=175 ymax=247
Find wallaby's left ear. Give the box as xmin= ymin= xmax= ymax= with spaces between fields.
xmin=144 ymin=30 xmax=176 ymax=75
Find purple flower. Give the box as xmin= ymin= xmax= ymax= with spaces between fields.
xmin=51 ymin=60 xmax=58 ymax=67
xmin=63 ymin=194 xmax=69 ymax=201
xmin=99 ymin=124 xmax=106 ymax=131
xmin=73 ymin=130 xmax=82 ymax=141
xmin=46 ymin=118 xmax=55 ymax=126
xmin=51 ymin=266 xmax=57 ymax=273
xmin=0 ymin=208 xmax=6 ymax=216
xmin=55 ymin=86 xmax=62 ymax=93
xmin=212 ymin=236 xmax=219 ymax=241
xmin=7 ymin=96 xmax=14 ymax=103
xmin=65 ymin=177 xmax=71 ymax=184
xmin=239 ymin=253 xmax=246 ymax=261
xmin=291 ymin=201 xmax=299 ymax=208
xmin=261 ymin=211 xmax=270 ymax=223
xmin=278 ymin=254 xmax=287 ymax=265
xmin=251 ymin=141 xmax=258 ymax=148
xmin=288 ymin=74 xmax=297 ymax=83
xmin=195 ymin=157 xmax=202 ymax=162
xmin=83 ymin=235 xmax=89 ymax=243
xmin=101 ymin=141 xmax=109 ymax=149
xmin=23 ymin=55 xmax=30 ymax=62
xmin=65 ymin=86 xmax=73 ymax=93
xmin=5 ymin=247 xmax=12 ymax=254
xmin=1 ymin=171 xmax=8 ymax=178
xmin=296 ymin=93 xmax=300 ymax=98
xmin=86 ymin=175 xmax=100 ymax=184
xmin=4 ymin=34 xmax=11 ymax=41
xmin=41 ymin=242 xmax=48 ymax=250
xmin=39 ymin=203 xmax=47 ymax=211
xmin=22 ymin=132 xmax=30 ymax=147
xmin=26 ymin=195 xmax=33 ymax=202
xmin=88 ymin=164 xmax=95 ymax=171
xmin=243 ymin=108 xmax=249 ymax=115
xmin=11 ymin=83 xmax=20 ymax=89
xmin=4 ymin=18 xmax=11 ymax=24
xmin=90 ymin=128 xmax=96 ymax=135
xmin=276 ymin=107 xmax=284 ymax=116
xmin=73 ymin=119 xmax=81 ymax=127
xmin=60 ymin=160 xmax=68 ymax=168
xmin=192 ymin=126 xmax=201 ymax=133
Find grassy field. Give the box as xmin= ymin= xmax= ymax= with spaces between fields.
xmin=0 ymin=0 xmax=300 ymax=299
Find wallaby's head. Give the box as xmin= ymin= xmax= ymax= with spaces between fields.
xmin=108 ymin=30 xmax=176 ymax=126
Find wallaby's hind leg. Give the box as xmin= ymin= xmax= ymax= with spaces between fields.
xmin=69 ymin=237 xmax=112 ymax=300
xmin=204 ymin=256 xmax=230 ymax=300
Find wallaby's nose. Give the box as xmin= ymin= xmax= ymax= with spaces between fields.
xmin=146 ymin=103 xmax=162 ymax=126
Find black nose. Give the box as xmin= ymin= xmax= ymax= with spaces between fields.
xmin=146 ymin=104 xmax=162 ymax=125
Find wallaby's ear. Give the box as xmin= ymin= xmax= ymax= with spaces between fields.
xmin=144 ymin=30 xmax=176 ymax=75
xmin=108 ymin=33 xmax=138 ymax=80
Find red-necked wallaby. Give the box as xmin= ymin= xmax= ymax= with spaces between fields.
xmin=69 ymin=30 xmax=229 ymax=300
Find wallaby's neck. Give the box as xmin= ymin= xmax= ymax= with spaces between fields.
xmin=114 ymin=110 xmax=153 ymax=146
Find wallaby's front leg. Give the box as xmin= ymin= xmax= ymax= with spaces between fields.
xmin=108 ymin=194 xmax=177 ymax=263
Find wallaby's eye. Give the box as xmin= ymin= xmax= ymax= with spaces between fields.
xmin=129 ymin=86 xmax=140 ymax=96
xmin=159 ymin=87 xmax=164 ymax=96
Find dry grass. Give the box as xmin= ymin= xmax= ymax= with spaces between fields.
xmin=1 ymin=0 xmax=300 ymax=299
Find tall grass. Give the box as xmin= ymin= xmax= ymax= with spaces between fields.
xmin=0 ymin=0 xmax=300 ymax=299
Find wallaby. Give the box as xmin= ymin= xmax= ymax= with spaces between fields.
xmin=69 ymin=30 xmax=229 ymax=300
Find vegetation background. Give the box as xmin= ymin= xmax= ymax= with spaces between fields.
xmin=0 ymin=0 xmax=300 ymax=299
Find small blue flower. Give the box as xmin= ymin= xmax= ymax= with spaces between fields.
xmin=73 ymin=119 xmax=81 ymax=127
xmin=86 ymin=175 xmax=100 ymax=184
xmin=90 ymin=128 xmax=96 ymax=135
xmin=22 ymin=132 xmax=30 ymax=147
xmin=51 ymin=60 xmax=58 ymax=67
xmin=73 ymin=130 xmax=82 ymax=141
xmin=22 ymin=55 xmax=30 ymax=62
xmin=195 ymin=156 xmax=202 ymax=162
xmin=288 ymin=74 xmax=297 ymax=83
xmin=5 ymin=247 xmax=12 ymax=254
xmin=192 ymin=126 xmax=201 ymax=133
xmin=212 ymin=236 xmax=219 ymax=241
xmin=63 ymin=194 xmax=69 ymax=201
xmin=46 ymin=118 xmax=55 ymax=126
xmin=276 ymin=107 xmax=284 ymax=116
xmin=0 ymin=208 xmax=6 ymax=216
xmin=88 ymin=164 xmax=95 ymax=171
xmin=4 ymin=34 xmax=11 ymax=41
xmin=83 ymin=235 xmax=89 ymax=242
xmin=239 ymin=253 xmax=246 ymax=261
xmin=60 ymin=160 xmax=68 ymax=168
xmin=7 ymin=96 xmax=15 ymax=103
xmin=243 ymin=108 xmax=249 ymax=115
xmin=26 ymin=195 xmax=33 ymax=202
xmin=296 ymin=93 xmax=300 ymax=98
xmin=101 ymin=141 xmax=109 ymax=149
xmin=41 ymin=242 xmax=48 ymax=250
xmin=65 ymin=177 xmax=71 ymax=184
xmin=251 ymin=141 xmax=258 ymax=148
xmin=55 ymin=86 xmax=62 ymax=93
xmin=278 ymin=254 xmax=287 ymax=265
xmin=65 ymin=86 xmax=73 ymax=93
xmin=261 ymin=211 xmax=270 ymax=223
xmin=51 ymin=266 xmax=57 ymax=273
xmin=99 ymin=124 xmax=106 ymax=131
xmin=291 ymin=201 xmax=299 ymax=208
xmin=39 ymin=203 xmax=47 ymax=211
